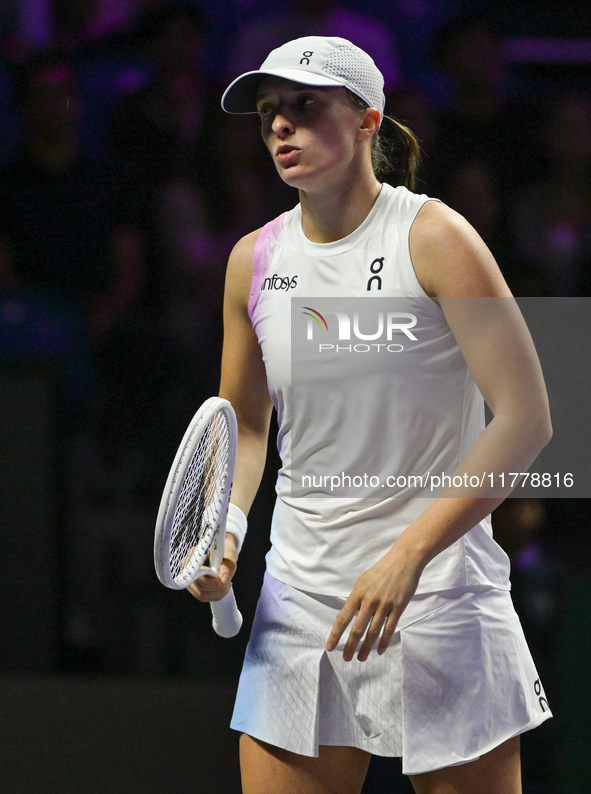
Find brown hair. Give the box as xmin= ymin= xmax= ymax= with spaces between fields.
xmin=348 ymin=92 xmax=421 ymax=190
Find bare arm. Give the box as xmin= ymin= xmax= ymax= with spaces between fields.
xmin=218 ymin=232 xmax=274 ymax=516
xmin=395 ymin=201 xmax=552 ymax=564
xmin=188 ymin=230 xmax=274 ymax=603
xmin=328 ymin=200 xmax=552 ymax=661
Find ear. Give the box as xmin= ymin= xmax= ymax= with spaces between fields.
xmin=357 ymin=107 xmax=381 ymax=140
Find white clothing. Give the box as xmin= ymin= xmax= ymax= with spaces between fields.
xmin=232 ymin=186 xmax=551 ymax=772
xmin=248 ymin=184 xmax=511 ymax=597
xmin=231 ymin=573 xmax=552 ymax=774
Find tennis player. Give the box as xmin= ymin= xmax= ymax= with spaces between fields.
xmin=189 ymin=37 xmax=553 ymax=794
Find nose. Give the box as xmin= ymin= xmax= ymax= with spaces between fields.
xmin=271 ymin=111 xmax=294 ymax=137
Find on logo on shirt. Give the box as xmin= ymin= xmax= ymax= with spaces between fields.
xmin=367 ymin=257 xmax=385 ymax=291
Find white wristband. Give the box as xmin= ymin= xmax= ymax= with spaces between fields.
xmin=226 ymin=503 xmax=248 ymax=553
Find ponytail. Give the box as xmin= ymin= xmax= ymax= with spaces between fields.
xmin=373 ymin=115 xmax=421 ymax=190
xmin=347 ymin=91 xmax=421 ymax=190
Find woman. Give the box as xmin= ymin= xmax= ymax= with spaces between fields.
xmin=189 ymin=37 xmax=553 ymax=793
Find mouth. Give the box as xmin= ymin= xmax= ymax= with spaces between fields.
xmin=275 ymin=145 xmax=301 ymax=165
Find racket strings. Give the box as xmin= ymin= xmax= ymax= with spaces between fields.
xmin=169 ymin=411 xmax=230 ymax=581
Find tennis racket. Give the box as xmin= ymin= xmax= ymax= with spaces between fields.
xmin=154 ymin=396 xmax=243 ymax=638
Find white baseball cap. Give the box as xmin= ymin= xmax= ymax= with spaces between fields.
xmin=221 ymin=36 xmax=385 ymax=120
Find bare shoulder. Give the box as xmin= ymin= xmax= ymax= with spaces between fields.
xmin=409 ymin=199 xmax=511 ymax=298
xmin=230 ymin=227 xmax=261 ymax=263
xmin=224 ymin=227 xmax=264 ymax=309
xmin=220 ymin=226 xmax=273 ymax=427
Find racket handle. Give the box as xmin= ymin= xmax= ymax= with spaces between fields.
xmin=211 ymin=587 xmax=243 ymax=638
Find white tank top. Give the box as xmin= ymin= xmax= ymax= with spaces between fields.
xmin=249 ymin=183 xmax=510 ymax=596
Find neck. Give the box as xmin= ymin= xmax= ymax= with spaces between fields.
xmin=298 ymin=169 xmax=382 ymax=243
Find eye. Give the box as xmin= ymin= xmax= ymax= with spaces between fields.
xmin=257 ymin=104 xmax=274 ymax=120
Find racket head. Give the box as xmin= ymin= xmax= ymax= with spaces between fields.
xmin=154 ymin=397 xmax=237 ymax=590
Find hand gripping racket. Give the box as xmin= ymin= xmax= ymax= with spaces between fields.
xmin=154 ymin=397 xmax=243 ymax=638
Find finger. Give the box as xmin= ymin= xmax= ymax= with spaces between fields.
xmin=326 ymin=601 xmax=359 ymax=652
xmin=342 ymin=611 xmax=373 ymax=662
xmin=356 ymin=612 xmax=388 ymax=662
xmin=377 ymin=612 xmax=399 ymax=655
xmin=187 ymin=581 xmax=210 ymax=601
xmin=219 ymin=557 xmax=237 ymax=588
xmin=187 ymin=571 xmax=223 ymax=601
xmin=224 ymin=533 xmax=239 ymax=563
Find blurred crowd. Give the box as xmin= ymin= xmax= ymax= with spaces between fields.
xmin=0 ymin=0 xmax=588 ymax=705
xmin=2 ymin=2 xmax=589 ymax=791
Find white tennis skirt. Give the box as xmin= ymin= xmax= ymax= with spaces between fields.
xmin=230 ymin=572 xmax=552 ymax=775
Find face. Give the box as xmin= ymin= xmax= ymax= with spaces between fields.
xmin=255 ymin=77 xmax=373 ymax=190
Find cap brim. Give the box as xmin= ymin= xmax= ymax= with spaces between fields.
xmin=221 ymin=68 xmax=344 ymax=114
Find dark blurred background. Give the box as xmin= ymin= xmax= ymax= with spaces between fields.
xmin=0 ymin=1 xmax=589 ymax=792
